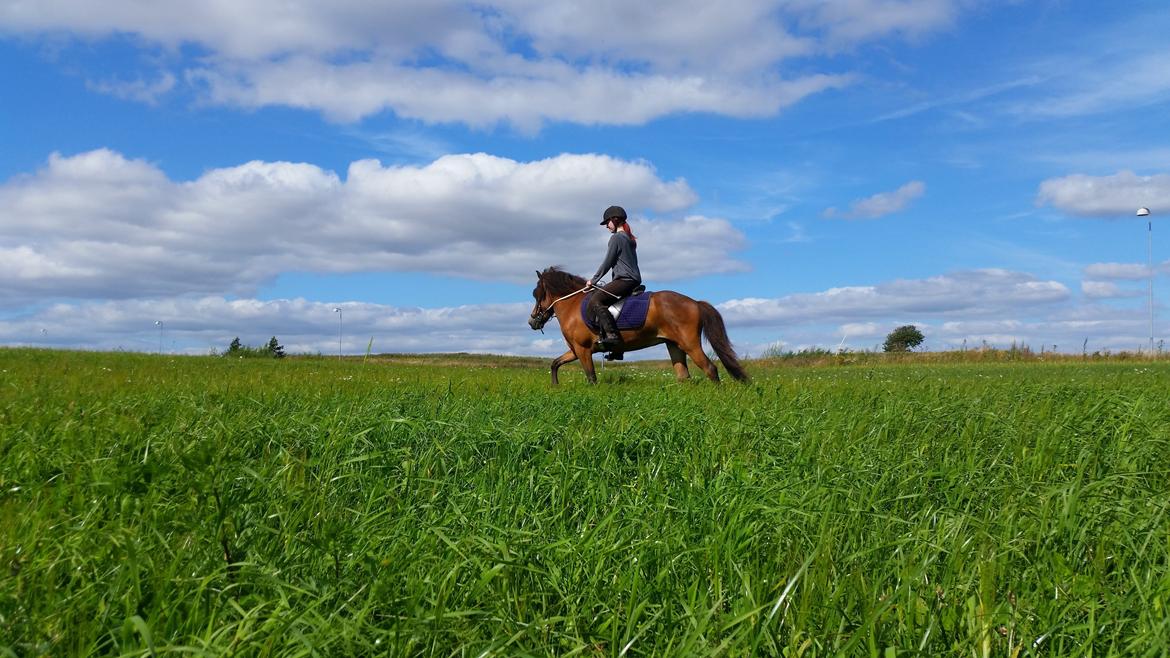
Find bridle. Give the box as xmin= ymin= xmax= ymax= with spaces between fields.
xmin=529 ymin=279 xmax=619 ymax=332
xmin=530 ymin=285 xmax=589 ymax=332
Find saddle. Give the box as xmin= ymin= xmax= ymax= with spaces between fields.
xmin=580 ymin=285 xmax=650 ymax=333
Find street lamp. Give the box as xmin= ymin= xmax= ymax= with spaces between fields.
xmin=154 ymin=320 xmax=164 ymax=355
xmin=1137 ymin=207 xmax=1153 ymax=353
xmin=333 ymin=307 xmax=343 ymax=360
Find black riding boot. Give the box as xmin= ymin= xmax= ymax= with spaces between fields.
xmin=595 ymin=308 xmax=622 ymax=351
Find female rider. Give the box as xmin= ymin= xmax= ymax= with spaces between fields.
xmin=587 ymin=205 xmax=641 ymax=351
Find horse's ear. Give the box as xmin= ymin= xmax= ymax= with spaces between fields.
xmin=535 ymin=269 xmax=541 ymax=277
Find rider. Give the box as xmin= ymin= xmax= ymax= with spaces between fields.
xmin=587 ymin=205 xmax=641 ymax=351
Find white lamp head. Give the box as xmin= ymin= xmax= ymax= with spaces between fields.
xmin=1137 ymin=207 xmax=1151 ymax=217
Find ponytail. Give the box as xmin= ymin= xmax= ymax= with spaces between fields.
xmin=619 ymin=221 xmax=637 ymax=246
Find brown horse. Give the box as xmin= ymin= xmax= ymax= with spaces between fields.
xmin=528 ymin=267 xmax=749 ymax=385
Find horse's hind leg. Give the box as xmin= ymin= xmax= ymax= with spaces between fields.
xmin=550 ymin=349 xmax=577 ymax=386
xmin=666 ymin=342 xmax=690 ymax=381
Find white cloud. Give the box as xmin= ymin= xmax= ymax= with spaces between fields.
xmin=783 ymin=0 xmax=959 ymax=46
xmin=0 ymin=149 xmax=747 ymax=307
xmin=751 ymin=299 xmax=1154 ymax=355
xmin=823 ymin=180 xmax=925 ymax=220
xmin=7 ymin=267 xmax=1160 ymax=357
xmin=938 ymin=319 xmax=1021 ymax=335
xmin=86 ymin=72 xmax=176 ymax=105
xmin=925 ymin=304 xmax=1154 ymax=353
xmin=494 ymin=0 xmax=815 ymax=73
xmin=1081 ymin=281 xmax=1143 ymax=299
xmin=838 ymin=322 xmax=880 ymax=337
xmin=0 ymin=1 xmax=479 ymax=60
xmin=555 ymin=273 xmax=1148 ymax=354
xmin=719 ymin=269 xmax=1069 ymax=327
xmin=0 ymin=0 xmax=972 ymax=127
xmin=1020 ymin=49 xmax=1170 ymax=119
xmin=189 ymin=57 xmax=853 ymax=129
xmin=1083 ymin=262 xmax=1152 ymax=280
xmin=0 ymin=296 xmax=546 ymax=356
xmin=1036 ymin=171 xmax=1170 ymax=217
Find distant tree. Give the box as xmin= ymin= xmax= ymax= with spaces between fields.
xmin=224 ymin=336 xmax=285 ymax=358
xmin=883 ymin=325 xmax=925 ymax=353
xmin=267 ymin=336 xmax=285 ymax=358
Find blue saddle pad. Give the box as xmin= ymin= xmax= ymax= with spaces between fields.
xmin=581 ymin=290 xmax=652 ymax=332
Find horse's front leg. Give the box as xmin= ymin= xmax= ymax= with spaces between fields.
xmin=572 ymin=343 xmax=597 ymax=384
xmin=550 ymin=349 xmax=577 ymax=386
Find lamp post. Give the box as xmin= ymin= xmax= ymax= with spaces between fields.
xmin=154 ymin=320 xmax=164 ymax=354
xmin=1137 ymin=207 xmax=1153 ymax=353
xmin=333 ymin=307 xmax=343 ymax=360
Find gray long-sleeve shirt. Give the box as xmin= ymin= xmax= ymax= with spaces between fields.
xmin=592 ymin=231 xmax=641 ymax=283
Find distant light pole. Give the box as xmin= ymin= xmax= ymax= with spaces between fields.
xmin=154 ymin=320 xmax=164 ymax=355
xmin=1138 ymin=207 xmax=1153 ymax=352
xmin=333 ymin=307 xmax=343 ymax=360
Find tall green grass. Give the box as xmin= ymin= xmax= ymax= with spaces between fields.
xmin=2 ymin=349 xmax=1168 ymax=656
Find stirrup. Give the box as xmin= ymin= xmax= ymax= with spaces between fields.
xmin=596 ymin=335 xmax=621 ymax=351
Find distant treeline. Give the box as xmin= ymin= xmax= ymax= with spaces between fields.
xmin=218 ymin=336 xmax=285 ymax=358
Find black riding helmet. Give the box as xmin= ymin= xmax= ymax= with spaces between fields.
xmin=600 ymin=205 xmax=627 ymax=225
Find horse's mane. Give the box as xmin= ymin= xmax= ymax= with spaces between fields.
xmin=540 ymin=266 xmax=587 ymax=297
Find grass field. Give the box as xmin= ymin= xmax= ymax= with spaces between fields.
xmin=2 ymin=348 xmax=1169 ymax=656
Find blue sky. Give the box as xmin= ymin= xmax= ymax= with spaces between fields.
xmin=2 ymin=0 xmax=1169 ymax=357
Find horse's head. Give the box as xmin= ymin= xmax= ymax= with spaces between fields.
xmin=528 ymin=269 xmax=552 ymax=330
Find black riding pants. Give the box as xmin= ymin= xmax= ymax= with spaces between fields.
xmin=587 ymin=277 xmax=640 ymax=325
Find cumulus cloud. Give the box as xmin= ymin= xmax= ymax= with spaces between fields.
xmin=5 ymin=267 xmax=1156 ymax=357
xmin=837 ymin=322 xmax=880 ymax=337
xmin=0 ymin=0 xmax=972 ymax=127
xmin=1081 ymin=261 xmax=1163 ymax=300
xmin=0 ymin=149 xmax=747 ymax=307
xmin=823 ymin=180 xmax=926 ymax=220
xmin=925 ymin=304 xmax=1152 ymax=353
xmin=1083 ymin=262 xmax=1152 ymax=280
xmin=1036 ymin=171 xmax=1170 ymax=217
xmin=1081 ymin=281 xmax=1143 ymax=299
xmin=190 ymin=58 xmax=852 ymax=129
xmin=0 ymin=296 xmax=544 ymax=356
xmin=745 ymin=299 xmax=1152 ymax=356
xmin=718 ymin=269 xmax=1069 ymax=327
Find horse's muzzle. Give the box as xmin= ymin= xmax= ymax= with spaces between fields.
xmin=528 ymin=315 xmax=547 ymax=331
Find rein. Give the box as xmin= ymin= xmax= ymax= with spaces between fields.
xmin=547 ymin=284 xmax=618 ymax=311
xmin=532 ymin=284 xmax=619 ymax=332
xmin=548 ymin=286 xmax=590 ymax=309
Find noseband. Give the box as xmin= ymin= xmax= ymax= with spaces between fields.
xmin=529 ymin=285 xmax=592 ymax=331
xmin=530 ymin=303 xmax=555 ymax=329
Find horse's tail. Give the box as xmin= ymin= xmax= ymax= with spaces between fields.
xmin=698 ymin=301 xmax=750 ymax=382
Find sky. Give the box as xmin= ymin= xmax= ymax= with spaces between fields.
xmin=2 ymin=0 xmax=1170 ymax=358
